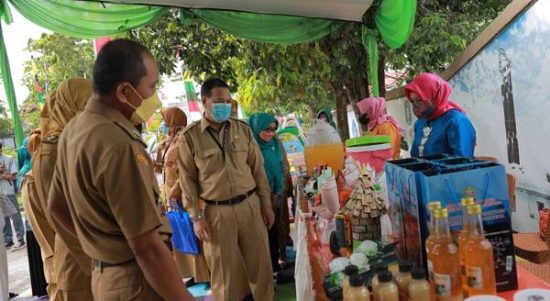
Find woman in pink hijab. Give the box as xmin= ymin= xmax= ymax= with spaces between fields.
xmin=404 ymin=72 xmax=476 ymax=158
xmin=356 ymin=96 xmax=403 ymax=159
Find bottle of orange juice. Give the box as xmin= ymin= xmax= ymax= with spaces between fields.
xmin=428 ymin=208 xmax=463 ymax=301
xmin=458 ymin=197 xmax=475 ymax=295
xmin=464 ymin=204 xmax=496 ymax=296
xmin=426 ymin=201 xmax=442 ymax=282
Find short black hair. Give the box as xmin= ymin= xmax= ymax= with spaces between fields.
xmin=201 ymin=78 xmax=230 ymax=98
xmin=92 ymin=39 xmax=151 ymax=95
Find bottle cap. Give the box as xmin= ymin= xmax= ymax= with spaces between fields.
xmin=378 ymin=271 xmax=394 ymax=283
xmin=349 ymin=274 xmax=364 ymax=287
xmin=411 ymin=267 xmax=426 ymax=280
xmin=434 ymin=208 xmax=448 ymax=218
xmin=467 ymin=204 xmax=482 ymax=215
xmin=399 ymin=261 xmax=413 ymax=273
xmin=370 ymin=262 xmax=388 ymax=273
xmin=344 ymin=265 xmax=359 ymax=276
xmin=428 ymin=201 xmax=442 ymax=211
xmin=461 ymin=197 xmax=475 ymax=207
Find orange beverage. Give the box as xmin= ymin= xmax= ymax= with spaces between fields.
xmin=428 ymin=208 xmax=463 ymax=301
xmin=464 ymin=204 xmax=496 ymax=296
xmin=304 ymin=143 xmax=345 ymax=175
xmin=459 ymin=197 xmax=476 ymax=294
xmin=426 ymin=201 xmax=442 ymax=282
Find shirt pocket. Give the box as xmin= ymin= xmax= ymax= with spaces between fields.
xmin=196 ymin=148 xmax=221 ymax=176
xmin=230 ymin=141 xmax=248 ymax=165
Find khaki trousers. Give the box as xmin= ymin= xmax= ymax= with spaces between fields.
xmin=174 ymin=249 xmax=210 ymax=283
xmin=204 ymin=194 xmax=274 ymax=301
xmin=91 ymin=261 xmax=162 ymax=301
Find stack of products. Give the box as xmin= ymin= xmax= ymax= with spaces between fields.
xmin=385 ymin=155 xmax=517 ymax=292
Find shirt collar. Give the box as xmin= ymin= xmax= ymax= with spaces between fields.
xmin=200 ymin=115 xmax=230 ymax=133
xmin=85 ymin=97 xmax=136 ymax=131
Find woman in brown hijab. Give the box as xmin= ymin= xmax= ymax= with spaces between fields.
xmin=32 ymin=78 xmax=94 ymax=301
xmin=155 ymin=107 xmax=210 ymax=284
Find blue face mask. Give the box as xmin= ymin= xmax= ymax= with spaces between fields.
xmin=160 ymin=123 xmax=168 ymax=135
xmin=211 ymin=103 xmax=232 ymax=123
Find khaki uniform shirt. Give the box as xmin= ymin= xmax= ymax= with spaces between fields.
xmin=48 ymin=98 xmax=162 ymax=264
xmin=177 ymin=117 xmax=271 ymax=219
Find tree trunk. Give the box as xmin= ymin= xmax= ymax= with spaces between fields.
xmin=378 ymin=51 xmax=386 ymax=97
xmin=333 ymin=83 xmax=350 ymax=141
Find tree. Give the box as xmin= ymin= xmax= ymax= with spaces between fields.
xmin=128 ymin=2 xmax=511 ymax=138
xmin=20 ymin=33 xmax=95 ymax=130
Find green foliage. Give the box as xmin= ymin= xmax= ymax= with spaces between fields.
xmin=20 ymin=33 xmax=95 ymax=130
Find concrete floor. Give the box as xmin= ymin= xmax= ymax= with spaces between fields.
xmin=7 ymin=244 xmax=32 ymax=298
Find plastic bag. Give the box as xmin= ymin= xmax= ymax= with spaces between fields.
xmin=166 ymin=210 xmax=200 ymax=255
xmin=350 ymin=252 xmax=369 ymax=269
xmin=356 ymin=240 xmax=378 ymax=257
xmin=329 ymin=257 xmax=350 ymax=273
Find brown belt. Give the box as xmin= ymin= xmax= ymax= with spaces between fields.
xmin=92 ymin=258 xmax=135 ymax=270
xmin=204 ymin=189 xmax=255 ymax=206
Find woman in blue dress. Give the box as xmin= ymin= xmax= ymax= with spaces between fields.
xmin=404 ymin=72 xmax=476 ymax=158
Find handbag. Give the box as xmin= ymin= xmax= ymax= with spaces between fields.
xmin=166 ymin=202 xmax=200 ymax=255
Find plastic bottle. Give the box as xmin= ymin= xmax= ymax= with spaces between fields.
xmin=459 ymin=197 xmax=476 ymax=295
xmin=346 ymin=274 xmax=371 ymax=301
xmin=464 ymin=204 xmax=496 ymax=296
xmin=408 ymin=267 xmax=432 ymax=301
xmin=426 ymin=201 xmax=442 ymax=282
xmin=343 ymin=265 xmax=359 ymax=299
xmin=371 ymin=262 xmax=389 ymax=299
xmin=377 ymin=271 xmax=399 ymax=301
xmin=428 ymin=208 xmax=463 ymax=301
xmin=395 ymin=261 xmax=413 ymax=301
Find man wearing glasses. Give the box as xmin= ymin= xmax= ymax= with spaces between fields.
xmin=178 ymin=78 xmax=275 ymax=301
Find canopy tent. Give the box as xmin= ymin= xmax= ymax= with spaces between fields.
xmin=0 ymin=0 xmax=416 ymax=146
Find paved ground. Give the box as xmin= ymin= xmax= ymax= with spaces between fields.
xmin=7 ymin=242 xmax=33 ymax=299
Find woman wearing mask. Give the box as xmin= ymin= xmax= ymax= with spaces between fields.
xmin=405 ymin=72 xmax=476 ymax=158
xmin=356 ymin=97 xmax=403 ymax=159
xmin=248 ymin=113 xmax=291 ymax=278
xmin=317 ymin=108 xmax=336 ymax=128
xmin=155 ymin=107 xmax=210 ymax=285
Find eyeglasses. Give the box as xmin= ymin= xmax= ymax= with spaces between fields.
xmin=418 ymin=126 xmax=432 ymax=156
xmin=263 ymin=127 xmax=277 ymax=134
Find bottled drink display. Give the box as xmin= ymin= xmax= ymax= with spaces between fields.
xmin=426 ymin=201 xmax=442 ymax=282
xmin=459 ymin=197 xmax=476 ymax=294
xmin=428 ymin=208 xmax=463 ymax=301
xmin=343 ymin=265 xmax=359 ymax=299
xmin=408 ymin=267 xmax=432 ymax=301
xmin=346 ymin=274 xmax=371 ymax=301
xmin=377 ymin=271 xmax=399 ymax=301
xmin=464 ymin=204 xmax=496 ymax=296
xmin=395 ymin=261 xmax=413 ymax=301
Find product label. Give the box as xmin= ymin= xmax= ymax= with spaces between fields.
xmin=434 ymin=273 xmax=451 ymax=297
xmin=427 ymin=260 xmax=434 ymax=281
xmin=466 ymin=266 xmax=483 ymax=289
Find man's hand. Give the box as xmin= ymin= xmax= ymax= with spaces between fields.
xmin=261 ymin=206 xmax=275 ymax=229
xmin=193 ymin=219 xmax=210 ymax=242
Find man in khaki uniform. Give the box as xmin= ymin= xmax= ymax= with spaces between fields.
xmin=48 ymin=39 xmax=193 ymax=301
xmin=178 ymin=78 xmax=275 ymax=301
xmin=31 ymin=78 xmax=94 ymax=301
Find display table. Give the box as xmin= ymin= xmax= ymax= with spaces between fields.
xmin=294 ymin=198 xmax=550 ymax=301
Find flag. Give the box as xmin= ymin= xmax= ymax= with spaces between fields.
xmin=184 ymin=80 xmax=201 ymax=113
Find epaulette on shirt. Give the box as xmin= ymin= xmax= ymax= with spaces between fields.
xmin=113 ymin=121 xmax=147 ymax=148
xmin=182 ymin=120 xmax=201 ymax=135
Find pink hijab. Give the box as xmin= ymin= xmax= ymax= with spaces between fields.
xmin=356 ymin=97 xmax=402 ymax=134
xmin=404 ymin=72 xmax=465 ymax=120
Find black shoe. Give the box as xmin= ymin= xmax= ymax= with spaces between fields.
xmin=9 ymin=292 xmax=18 ymax=299
xmin=184 ymin=278 xmax=195 ymax=287
xmin=241 ymin=294 xmax=254 ymax=301
xmin=5 ymin=241 xmax=14 ymax=249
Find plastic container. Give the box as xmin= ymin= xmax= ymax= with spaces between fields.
xmin=371 ymin=262 xmax=389 ymax=300
xmin=342 ymin=265 xmax=359 ymax=299
xmin=377 ymin=271 xmax=399 ymax=301
xmin=347 ymin=143 xmax=392 ymax=174
xmin=346 ymin=135 xmax=391 ymax=147
xmin=395 ymin=261 xmax=413 ymax=301
xmin=513 ymin=289 xmax=550 ymax=300
xmin=320 ymin=172 xmax=340 ymax=214
xmin=345 ymin=274 xmax=371 ymax=301
xmin=408 ymin=267 xmax=432 ymax=301
xmin=304 ymin=121 xmax=344 ymax=175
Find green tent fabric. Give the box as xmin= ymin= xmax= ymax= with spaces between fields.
xmin=189 ymin=9 xmax=342 ymax=44
xmin=0 ymin=1 xmax=23 ymax=145
xmin=8 ymin=0 xmax=169 ymax=39
xmin=363 ymin=0 xmax=416 ymax=96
